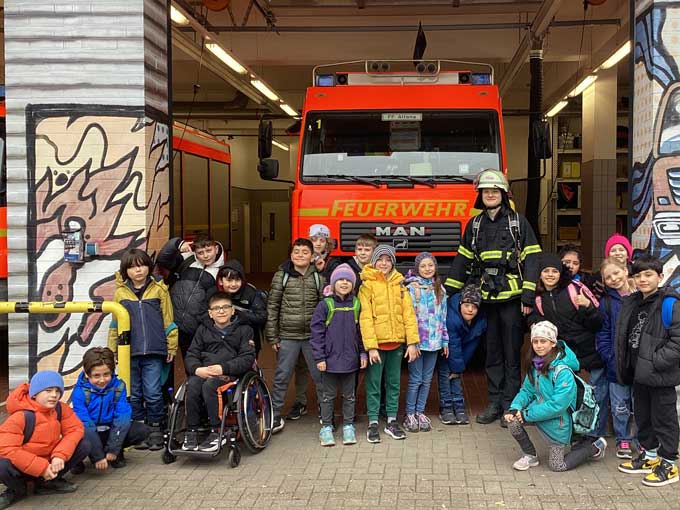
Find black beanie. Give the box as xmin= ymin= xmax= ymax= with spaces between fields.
xmin=538 ymin=253 xmax=564 ymax=273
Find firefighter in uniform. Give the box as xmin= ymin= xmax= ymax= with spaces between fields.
xmin=445 ymin=169 xmax=541 ymax=426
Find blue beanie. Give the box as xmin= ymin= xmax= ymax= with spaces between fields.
xmin=29 ymin=370 xmax=64 ymax=398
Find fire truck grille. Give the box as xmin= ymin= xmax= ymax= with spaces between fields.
xmin=340 ymin=221 xmax=462 ymax=252
xmin=667 ymin=167 xmax=680 ymax=205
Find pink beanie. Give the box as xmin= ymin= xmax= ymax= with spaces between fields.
xmin=604 ymin=234 xmax=632 ymax=261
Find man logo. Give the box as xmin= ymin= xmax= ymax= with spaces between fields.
xmin=375 ymin=226 xmax=426 ymax=237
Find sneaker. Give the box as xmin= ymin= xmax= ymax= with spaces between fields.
xmin=454 ymin=409 xmax=470 ymax=425
xmin=319 ymin=425 xmax=335 ymax=447
xmin=147 ymin=425 xmax=164 ymax=451
xmin=366 ymin=423 xmax=381 ymax=443
xmin=198 ymin=430 xmax=225 ymax=452
xmin=70 ymin=461 xmax=85 ymax=475
xmin=402 ymin=414 xmax=419 ymax=433
xmin=439 ymin=409 xmax=456 ymax=425
xmin=286 ymin=402 xmax=307 ymax=421
xmin=182 ymin=430 xmax=199 ymax=451
xmin=110 ymin=452 xmax=126 ymax=469
xmin=342 ymin=424 xmax=357 ymax=445
xmin=619 ymin=453 xmax=661 ymax=474
xmin=384 ymin=420 xmax=406 ymax=440
xmin=0 ymin=486 xmax=24 ymax=510
xmin=591 ymin=437 xmax=608 ymax=461
xmin=512 ymin=454 xmax=540 ymax=471
xmin=616 ymin=440 xmax=633 ymax=459
xmin=417 ymin=413 xmax=432 ymax=432
xmin=642 ymin=459 xmax=679 ymax=487
xmin=475 ymin=403 xmax=502 ymax=424
xmin=35 ymin=478 xmax=78 ymax=495
xmin=272 ymin=415 xmax=285 ymax=434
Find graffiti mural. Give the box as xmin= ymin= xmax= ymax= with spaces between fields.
xmin=26 ymin=105 xmax=170 ymax=387
xmin=632 ymin=3 xmax=680 ymax=286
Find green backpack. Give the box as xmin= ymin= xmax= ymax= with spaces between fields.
xmin=324 ymin=296 xmax=360 ymax=326
xmin=552 ymin=365 xmax=600 ymax=436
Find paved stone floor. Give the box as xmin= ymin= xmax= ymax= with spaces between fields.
xmin=11 ymin=415 xmax=680 ymax=510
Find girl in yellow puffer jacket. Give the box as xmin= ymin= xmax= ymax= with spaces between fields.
xmin=359 ymin=245 xmax=419 ymax=443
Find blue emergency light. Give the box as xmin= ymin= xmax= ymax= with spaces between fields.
xmin=316 ymin=74 xmax=335 ymax=87
xmin=471 ymin=73 xmax=491 ymax=85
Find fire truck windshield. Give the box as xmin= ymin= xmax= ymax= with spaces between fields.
xmin=300 ymin=110 xmax=501 ymax=183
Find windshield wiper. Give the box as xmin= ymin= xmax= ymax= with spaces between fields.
xmin=380 ymin=175 xmax=436 ymax=188
xmin=433 ymin=175 xmax=475 ymax=183
xmin=309 ymin=174 xmax=381 ymax=188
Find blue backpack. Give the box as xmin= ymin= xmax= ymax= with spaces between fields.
xmin=551 ymin=365 xmax=599 ymax=436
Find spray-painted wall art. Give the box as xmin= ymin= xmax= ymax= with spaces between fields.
xmin=632 ymin=3 xmax=680 ymax=286
xmin=26 ymin=105 xmax=170 ymax=387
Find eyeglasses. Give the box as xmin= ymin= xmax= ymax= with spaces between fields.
xmin=210 ymin=305 xmax=233 ymax=313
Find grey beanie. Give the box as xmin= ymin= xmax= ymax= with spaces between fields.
xmin=371 ymin=244 xmax=396 ymax=267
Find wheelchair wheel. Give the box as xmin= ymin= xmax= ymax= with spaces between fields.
xmin=228 ymin=447 xmax=241 ymax=468
xmin=236 ymin=371 xmax=273 ymax=454
xmin=166 ymin=386 xmax=187 ymax=451
xmin=162 ymin=450 xmax=177 ymax=465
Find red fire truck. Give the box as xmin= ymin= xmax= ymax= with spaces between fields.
xmin=259 ymin=60 xmax=507 ymax=267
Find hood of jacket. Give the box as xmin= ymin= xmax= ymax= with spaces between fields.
xmin=220 ymin=259 xmax=246 ymax=281
xmin=74 ymin=370 xmax=122 ymax=394
xmin=360 ymin=264 xmax=404 ymax=285
xmin=550 ymin=341 xmax=580 ymax=372
xmin=6 ymin=383 xmax=45 ymax=414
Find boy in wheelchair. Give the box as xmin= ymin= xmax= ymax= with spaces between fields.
xmin=182 ymin=292 xmax=256 ymax=452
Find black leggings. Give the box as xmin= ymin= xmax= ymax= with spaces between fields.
xmin=508 ymin=419 xmax=596 ymax=472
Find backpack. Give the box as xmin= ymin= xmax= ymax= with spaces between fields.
xmin=82 ymin=380 xmax=126 ymax=407
xmin=324 ymin=296 xmax=360 ymax=327
xmin=662 ymin=295 xmax=676 ymax=329
xmin=22 ymin=404 xmax=62 ymax=444
xmin=551 ymin=365 xmax=599 ymax=435
xmin=281 ymin=271 xmax=321 ymax=293
xmin=535 ymin=280 xmax=599 ymax=316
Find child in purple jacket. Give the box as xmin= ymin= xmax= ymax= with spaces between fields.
xmin=310 ymin=264 xmax=367 ymax=447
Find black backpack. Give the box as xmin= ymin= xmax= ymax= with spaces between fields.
xmin=22 ymin=404 xmax=62 ymax=444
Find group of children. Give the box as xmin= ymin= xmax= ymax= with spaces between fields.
xmin=0 ymin=228 xmax=678 ymax=509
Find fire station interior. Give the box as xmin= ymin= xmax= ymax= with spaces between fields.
xmin=167 ymin=0 xmax=631 ymax=413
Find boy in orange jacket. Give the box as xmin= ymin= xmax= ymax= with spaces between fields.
xmin=0 ymin=370 xmax=90 ymax=508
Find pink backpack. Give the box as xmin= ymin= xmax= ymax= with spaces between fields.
xmin=535 ymin=280 xmax=599 ymax=315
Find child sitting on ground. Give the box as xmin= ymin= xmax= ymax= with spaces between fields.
xmin=506 ymin=321 xmax=607 ymax=472
xmin=71 ymin=347 xmax=149 ymax=473
xmin=438 ymin=284 xmax=486 ymax=425
xmin=310 ymin=264 xmax=367 ymax=447
xmin=0 ymin=371 xmax=90 ymax=508
xmin=182 ymin=292 xmax=256 ymax=452
xmin=359 ymin=244 xmax=419 ymax=443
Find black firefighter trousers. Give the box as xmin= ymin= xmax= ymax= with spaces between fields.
xmin=483 ymin=298 xmax=524 ymax=411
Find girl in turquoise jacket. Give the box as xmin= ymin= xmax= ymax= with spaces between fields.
xmin=506 ymin=321 xmax=608 ymax=472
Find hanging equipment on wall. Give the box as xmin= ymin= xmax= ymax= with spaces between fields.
xmin=203 ymin=0 xmax=231 ymax=11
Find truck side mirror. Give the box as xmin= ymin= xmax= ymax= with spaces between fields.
xmin=532 ymin=119 xmax=552 ymax=160
xmin=258 ymin=158 xmax=279 ymax=180
xmin=258 ymin=120 xmax=273 ymax=160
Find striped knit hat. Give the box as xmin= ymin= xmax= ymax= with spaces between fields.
xmin=414 ymin=252 xmax=437 ymax=270
xmin=371 ymin=244 xmax=396 ymax=267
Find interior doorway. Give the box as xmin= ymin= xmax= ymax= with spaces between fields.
xmin=261 ymin=201 xmax=290 ymax=271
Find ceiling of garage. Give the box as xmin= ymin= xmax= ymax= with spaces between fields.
xmin=171 ymin=0 xmax=630 ymax=133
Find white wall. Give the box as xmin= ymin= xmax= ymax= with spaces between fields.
xmin=229 ymin=136 xmax=296 ymax=190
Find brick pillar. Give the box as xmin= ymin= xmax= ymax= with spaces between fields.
xmin=581 ymin=67 xmax=617 ymax=271
xmin=4 ymin=0 xmax=170 ymax=388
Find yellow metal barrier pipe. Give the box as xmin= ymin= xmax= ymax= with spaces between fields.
xmin=0 ymin=301 xmax=131 ymax=389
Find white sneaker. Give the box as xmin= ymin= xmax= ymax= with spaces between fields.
xmin=513 ymin=454 xmax=540 ymax=471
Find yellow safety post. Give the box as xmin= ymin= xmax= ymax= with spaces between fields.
xmin=0 ymin=301 xmax=131 ymax=389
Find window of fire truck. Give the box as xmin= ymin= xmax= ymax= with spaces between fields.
xmin=300 ymin=110 xmax=501 ymax=182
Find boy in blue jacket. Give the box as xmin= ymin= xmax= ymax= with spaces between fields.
xmin=438 ymin=284 xmax=486 ymax=425
xmin=71 ymin=347 xmax=149 ymax=473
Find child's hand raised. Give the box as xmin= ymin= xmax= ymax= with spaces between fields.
xmin=574 ymin=289 xmax=591 ymax=308
xmin=317 ymin=361 xmax=327 ymax=372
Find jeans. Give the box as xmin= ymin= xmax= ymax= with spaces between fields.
xmin=405 ymin=350 xmax=438 ymax=415
xmin=84 ymin=421 xmax=149 ymax=462
xmin=436 ymin=355 xmax=466 ymax=413
xmin=609 ymin=382 xmax=634 ymax=442
xmin=365 ymin=346 xmax=403 ymax=422
xmin=0 ymin=438 xmax=91 ymax=492
xmin=130 ymin=355 xmax=166 ymax=424
xmin=320 ymin=372 xmax=356 ymax=426
xmin=271 ymin=340 xmax=322 ymax=415
xmin=588 ymin=367 xmax=609 ymax=439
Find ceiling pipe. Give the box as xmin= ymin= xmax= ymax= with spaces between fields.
xmin=499 ymin=0 xmax=564 ymax=97
xmin=178 ymin=18 xmax=618 ymax=33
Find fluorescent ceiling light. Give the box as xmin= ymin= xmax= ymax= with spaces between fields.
xmin=170 ymin=6 xmax=190 ymax=25
xmin=600 ymin=41 xmax=631 ymax=70
xmin=546 ymin=100 xmax=568 ymax=118
xmin=250 ymin=80 xmax=279 ymax=101
xmin=568 ymin=75 xmax=597 ymax=98
xmin=272 ymin=139 xmax=289 ymax=151
xmin=280 ymin=104 xmax=298 ymax=117
xmin=205 ymin=43 xmax=247 ymax=75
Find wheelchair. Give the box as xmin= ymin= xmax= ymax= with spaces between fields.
xmin=161 ymin=367 xmax=273 ymax=467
